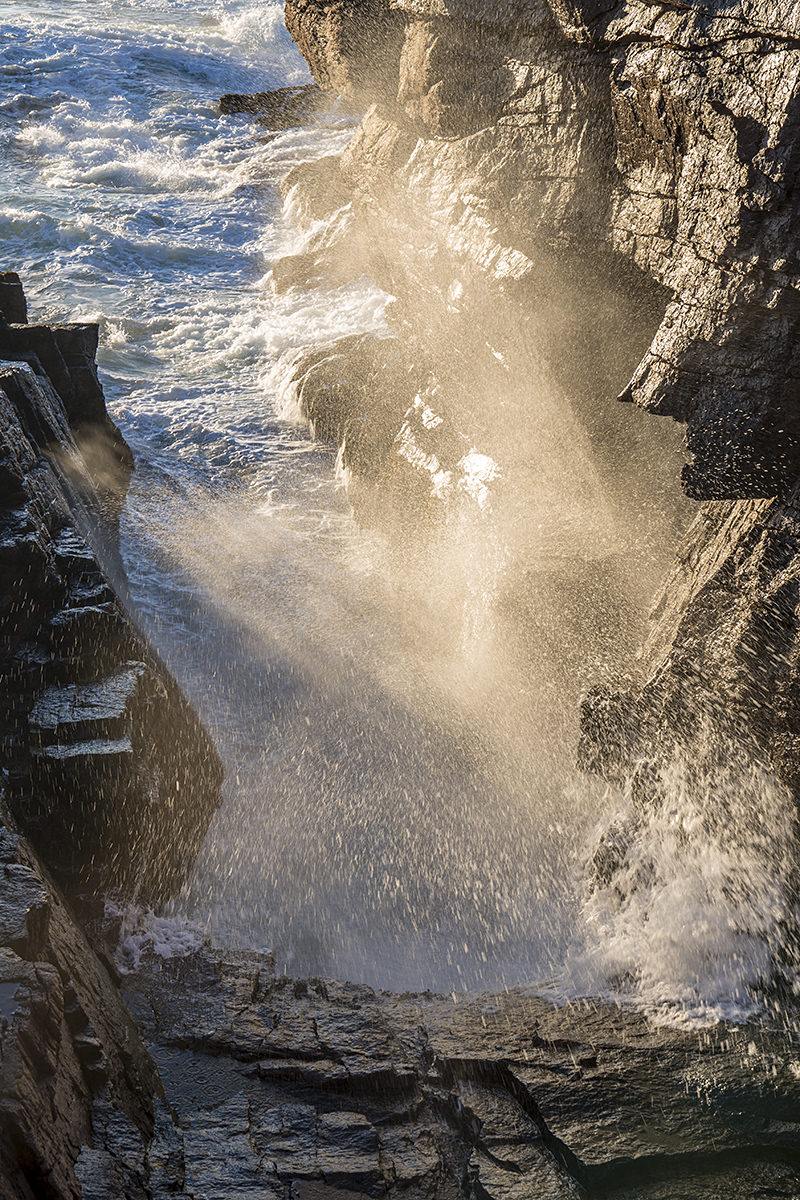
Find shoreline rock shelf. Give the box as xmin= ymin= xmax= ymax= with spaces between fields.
xmin=118 ymin=941 xmax=800 ymax=1198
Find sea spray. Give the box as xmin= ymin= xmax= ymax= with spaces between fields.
xmin=5 ymin=0 xmax=789 ymax=1018
xmin=565 ymin=736 xmax=800 ymax=1026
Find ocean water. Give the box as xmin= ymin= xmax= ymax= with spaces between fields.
xmin=2 ymin=0 xmax=796 ymax=1021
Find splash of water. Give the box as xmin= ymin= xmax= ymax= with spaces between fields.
xmin=4 ymin=0 xmax=796 ymax=1019
xmin=564 ymin=738 xmax=800 ymax=1026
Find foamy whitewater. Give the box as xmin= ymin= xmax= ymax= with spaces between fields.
xmin=3 ymin=0 xmax=797 ymax=1023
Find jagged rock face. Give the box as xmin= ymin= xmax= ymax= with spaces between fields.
xmin=0 ymin=292 xmax=222 ymax=904
xmin=0 ymin=320 xmax=132 ymax=523
xmin=285 ymin=0 xmax=406 ymax=101
xmin=121 ymin=942 xmax=800 ymax=1198
xmin=286 ymin=0 xmax=800 ymax=501
xmin=0 ymin=821 xmax=168 ymax=1200
xmin=282 ymin=0 xmax=692 ymax=586
xmin=0 ymin=284 xmax=226 ymax=1197
xmin=281 ymin=1 xmax=800 ymax=812
xmin=603 ymin=5 xmax=800 ymax=502
xmin=582 ymin=496 xmax=800 ymax=783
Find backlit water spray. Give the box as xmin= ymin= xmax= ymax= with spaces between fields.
xmin=2 ymin=0 xmax=797 ymax=1022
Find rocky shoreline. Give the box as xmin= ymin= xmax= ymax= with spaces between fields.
xmin=0 ymin=276 xmax=223 ymax=1198
xmin=0 ymin=268 xmax=797 ymax=1196
xmin=120 ymin=939 xmax=800 ymax=1199
xmin=4 ymin=0 xmax=800 ymax=1195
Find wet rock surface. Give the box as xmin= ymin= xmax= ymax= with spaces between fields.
xmin=122 ymin=943 xmax=800 ymax=1198
xmin=278 ymin=1 xmax=800 ymax=879
xmin=0 ymin=272 xmax=28 ymax=325
xmin=285 ymin=0 xmax=406 ymax=103
xmin=0 ymin=819 xmax=166 ymax=1200
xmin=0 ymin=284 xmax=222 ymax=904
xmin=6 ymin=2 xmax=800 ymax=1193
xmin=0 ymin=280 xmax=224 ymax=1197
xmin=219 ymin=83 xmax=331 ymax=129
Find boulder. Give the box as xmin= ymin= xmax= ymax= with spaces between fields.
xmin=0 ymin=271 xmax=28 ymax=324
xmin=219 ymin=82 xmax=329 ymax=127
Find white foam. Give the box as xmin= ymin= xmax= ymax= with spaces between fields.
xmin=562 ymin=747 xmax=799 ymax=1027
xmin=110 ymin=902 xmax=205 ymax=974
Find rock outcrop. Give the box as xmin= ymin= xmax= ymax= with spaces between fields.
xmin=0 ymin=281 xmax=222 ymax=904
xmin=219 ymin=83 xmax=330 ymax=128
xmin=0 ymin=821 xmax=168 ymax=1200
xmin=0 ymin=277 xmax=226 ymax=1198
xmin=285 ymin=0 xmax=406 ymax=102
xmin=278 ymin=2 xmax=800 ymax=855
xmin=285 ymin=0 xmax=800 ymax=501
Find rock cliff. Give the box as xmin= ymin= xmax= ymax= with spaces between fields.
xmin=0 ymin=276 xmax=222 ymax=904
xmin=279 ymin=1 xmax=800 ymax=853
xmin=0 ymin=275 xmax=223 ymax=1196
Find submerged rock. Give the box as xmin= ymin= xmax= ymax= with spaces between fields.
xmin=219 ymin=82 xmax=330 ymax=128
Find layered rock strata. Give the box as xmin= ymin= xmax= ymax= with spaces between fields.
xmin=0 ymin=278 xmax=222 ymax=904
xmin=0 ymin=822 xmax=170 ymax=1200
xmin=0 ymin=276 xmax=225 ymax=1197
xmin=121 ymin=941 xmax=800 ymax=1199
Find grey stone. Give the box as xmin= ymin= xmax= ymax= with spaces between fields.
xmin=29 ymin=663 xmax=147 ymax=742
xmin=219 ymin=83 xmax=329 ymax=127
xmin=122 ymin=946 xmax=800 ymax=1200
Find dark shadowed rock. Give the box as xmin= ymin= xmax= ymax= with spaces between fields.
xmin=0 ymin=281 xmax=225 ymax=1199
xmin=120 ymin=942 xmax=800 ymax=1199
xmin=0 ymin=321 xmax=133 ymax=522
xmin=0 ymin=271 xmax=28 ymax=324
xmin=219 ymin=82 xmax=330 ymax=127
xmin=0 ymin=817 xmax=166 ymax=1200
xmin=0 ymin=281 xmax=222 ymax=904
